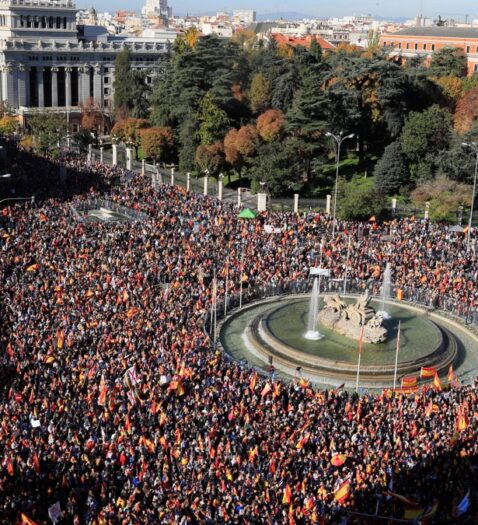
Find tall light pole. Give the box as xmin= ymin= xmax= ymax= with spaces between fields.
xmin=462 ymin=141 xmax=478 ymax=249
xmin=326 ymin=131 xmax=355 ymax=238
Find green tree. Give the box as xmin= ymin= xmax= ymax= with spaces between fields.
xmin=29 ymin=114 xmax=66 ymax=151
xmin=401 ymin=105 xmax=452 ymax=178
xmin=196 ymin=91 xmax=230 ymax=145
xmin=178 ymin=117 xmax=196 ymax=173
xmin=374 ymin=141 xmax=410 ymax=195
xmin=113 ymin=48 xmax=134 ymax=119
xmin=248 ymin=141 xmax=302 ymax=196
xmin=249 ymin=73 xmax=270 ymax=114
xmin=336 ymin=177 xmax=384 ymax=220
xmin=429 ymin=48 xmax=468 ymax=78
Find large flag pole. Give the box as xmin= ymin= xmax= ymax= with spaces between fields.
xmin=355 ymin=325 xmax=364 ymax=393
xmin=393 ymin=321 xmax=401 ymax=389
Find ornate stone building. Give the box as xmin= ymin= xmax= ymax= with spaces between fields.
xmin=0 ymin=0 xmax=171 ymax=132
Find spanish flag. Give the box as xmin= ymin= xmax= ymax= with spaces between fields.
xmin=126 ymin=307 xmax=140 ymax=319
xmin=425 ymin=400 xmax=433 ymax=417
xmin=140 ymin=436 xmax=156 ymax=453
xmin=261 ymin=383 xmax=272 ymax=397
xmin=420 ymin=367 xmax=436 ymax=379
xmin=56 ymin=329 xmax=65 ymax=349
xmin=249 ymin=371 xmax=257 ymax=392
xmin=298 ymin=378 xmax=310 ymax=389
xmin=272 ymin=382 xmax=281 ymax=398
xmin=26 ymin=263 xmax=39 ymax=272
xmin=447 ymin=364 xmax=454 ymax=383
xmin=19 ymin=513 xmax=39 ymax=525
xmin=32 ymin=453 xmax=40 ymax=474
xmin=433 ymin=372 xmax=442 ymax=391
xmin=401 ymin=376 xmax=417 ymax=388
xmin=396 ymin=289 xmax=404 ymax=301
xmin=97 ymin=384 xmax=107 ymax=406
xmin=282 ymin=484 xmax=292 ymax=505
xmin=334 ymin=480 xmax=351 ymax=504
xmin=457 ymin=410 xmax=469 ymax=432
xmin=331 ymin=454 xmax=347 ymax=467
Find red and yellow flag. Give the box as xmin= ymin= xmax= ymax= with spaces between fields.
xmin=249 ymin=371 xmax=257 ymax=391
xmin=282 ymin=484 xmax=293 ymax=505
xmin=447 ymin=364 xmax=454 ymax=383
xmin=420 ymin=367 xmax=436 ymax=379
xmin=19 ymin=513 xmax=39 ymax=525
xmin=334 ymin=480 xmax=351 ymax=504
xmin=433 ymin=372 xmax=442 ymax=391
xmin=56 ymin=329 xmax=65 ymax=349
xmin=331 ymin=454 xmax=347 ymax=467
xmin=401 ymin=376 xmax=417 ymax=388
xmin=261 ymin=383 xmax=272 ymax=397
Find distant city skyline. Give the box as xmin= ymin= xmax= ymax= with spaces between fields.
xmin=75 ymin=0 xmax=478 ymax=21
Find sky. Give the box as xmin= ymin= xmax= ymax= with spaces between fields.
xmin=81 ymin=0 xmax=478 ymax=21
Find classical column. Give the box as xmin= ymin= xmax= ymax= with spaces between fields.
xmin=141 ymin=159 xmax=145 ymax=175
xmin=218 ymin=179 xmax=223 ymax=201
xmin=203 ymin=175 xmax=208 ymax=196
xmin=294 ymin=194 xmax=299 ymax=214
xmin=17 ymin=64 xmax=28 ymax=107
xmin=257 ymin=193 xmax=267 ymax=212
xmin=51 ymin=67 xmax=58 ymax=107
xmin=170 ymin=167 xmax=175 ymax=186
xmin=100 ymin=146 xmax=104 ymax=163
xmin=65 ymin=67 xmax=72 ymax=107
xmin=2 ymin=65 xmax=12 ymax=106
xmin=93 ymin=64 xmax=102 ymax=107
xmin=186 ymin=172 xmax=191 ymax=192
xmin=37 ymin=67 xmax=44 ymax=107
xmin=79 ymin=65 xmax=90 ymax=104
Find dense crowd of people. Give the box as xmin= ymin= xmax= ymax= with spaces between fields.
xmin=1 ymin=144 xmax=478 ymax=524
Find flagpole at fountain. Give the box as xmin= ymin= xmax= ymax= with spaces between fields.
xmin=377 ymin=262 xmax=392 ymax=320
xmin=305 ymin=277 xmax=324 ymax=340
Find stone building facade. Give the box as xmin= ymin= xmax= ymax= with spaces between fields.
xmin=0 ymin=0 xmax=171 ymax=132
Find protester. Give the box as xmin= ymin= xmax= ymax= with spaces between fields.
xmin=0 ymin=143 xmax=477 ymax=524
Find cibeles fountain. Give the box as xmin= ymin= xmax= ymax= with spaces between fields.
xmin=219 ymin=264 xmax=478 ymax=390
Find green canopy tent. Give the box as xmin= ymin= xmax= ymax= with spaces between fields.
xmin=238 ymin=207 xmax=257 ymax=219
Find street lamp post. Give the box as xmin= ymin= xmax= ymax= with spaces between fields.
xmin=462 ymin=141 xmax=478 ymax=249
xmin=326 ymin=131 xmax=355 ymax=238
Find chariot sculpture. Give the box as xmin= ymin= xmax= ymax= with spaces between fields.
xmin=319 ymin=291 xmax=388 ymax=344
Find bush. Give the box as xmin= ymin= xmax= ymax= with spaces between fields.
xmin=337 ymin=177 xmax=384 ymax=220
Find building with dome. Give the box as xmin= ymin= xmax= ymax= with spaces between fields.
xmin=0 ymin=0 xmax=175 ymax=132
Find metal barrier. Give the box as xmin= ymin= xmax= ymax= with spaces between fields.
xmin=205 ymin=278 xmax=478 ymax=337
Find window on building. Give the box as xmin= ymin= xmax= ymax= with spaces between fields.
xmin=475 ymin=64 xmax=478 ymax=72
xmin=104 ymin=77 xmax=109 ymax=84
xmin=104 ymin=67 xmax=109 ymax=72
xmin=56 ymin=16 xmax=61 ymax=29
xmin=467 ymin=46 xmax=471 ymax=54
xmin=103 ymin=87 xmax=109 ymax=95
xmin=49 ymin=16 xmax=53 ymax=28
xmin=431 ymin=44 xmax=435 ymax=51
xmin=406 ymin=43 xmax=409 ymax=49
xmin=383 ymin=41 xmax=387 ymax=47
xmin=423 ymin=43 xmax=426 ymax=50
xmin=414 ymin=43 xmax=418 ymax=50
xmin=398 ymin=43 xmax=402 ymax=49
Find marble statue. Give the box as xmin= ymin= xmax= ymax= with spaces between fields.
xmin=319 ymin=291 xmax=388 ymax=344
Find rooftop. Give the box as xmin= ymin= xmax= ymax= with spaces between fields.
xmin=393 ymin=27 xmax=478 ymax=39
